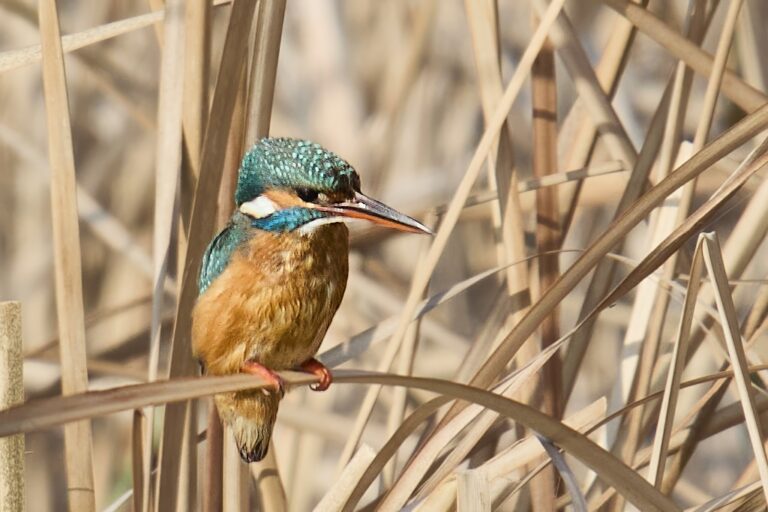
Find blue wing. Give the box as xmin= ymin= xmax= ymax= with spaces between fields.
xmin=198 ymin=222 xmax=249 ymax=294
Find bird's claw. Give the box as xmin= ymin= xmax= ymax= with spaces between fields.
xmin=241 ymin=361 xmax=285 ymax=398
xmin=297 ymin=358 xmax=333 ymax=391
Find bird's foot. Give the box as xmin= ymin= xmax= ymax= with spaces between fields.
xmin=297 ymin=358 xmax=332 ymax=391
xmin=241 ymin=361 xmax=285 ymax=398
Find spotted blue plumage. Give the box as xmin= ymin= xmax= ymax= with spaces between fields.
xmin=235 ymin=138 xmax=360 ymax=206
xmin=198 ymin=214 xmax=251 ymax=294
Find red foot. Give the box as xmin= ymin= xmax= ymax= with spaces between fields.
xmin=241 ymin=360 xmax=285 ymax=397
xmin=297 ymin=358 xmax=333 ymax=391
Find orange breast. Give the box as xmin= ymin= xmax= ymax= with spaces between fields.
xmin=192 ymin=224 xmax=349 ymax=375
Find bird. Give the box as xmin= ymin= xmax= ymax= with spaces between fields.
xmin=192 ymin=137 xmax=431 ymax=463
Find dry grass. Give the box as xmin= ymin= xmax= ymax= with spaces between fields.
xmin=1 ymin=0 xmax=768 ymax=510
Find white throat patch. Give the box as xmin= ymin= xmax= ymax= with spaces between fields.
xmin=239 ymin=195 xmax=277 ymax=219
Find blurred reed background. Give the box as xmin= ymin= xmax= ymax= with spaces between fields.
xmin=1 ymin=0 xmax=768 ymax=510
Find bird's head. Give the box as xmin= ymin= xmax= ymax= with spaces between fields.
xmin=235 ymin=138 xmax=432 ymax=235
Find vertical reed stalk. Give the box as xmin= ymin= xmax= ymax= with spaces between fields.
xmin=0 ymin=302 xmax=23 ymax=512
xmin=38 ymin=0 xmax=96 ymax=509
xmin=155 ymin=2 xmax=258 ymax=510
xmin=530 ymin=27 xmax=560 ymax=511
xmin=241 ymin=2 xmax=288 ymax=508
xmin=220 ymin=50 xmax=249 ymax=512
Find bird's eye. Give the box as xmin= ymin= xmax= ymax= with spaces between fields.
xmin=296 ymin=188 xmax=319 ymax=202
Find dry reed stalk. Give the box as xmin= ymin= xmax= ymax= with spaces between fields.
xmin=203 ymin=406 xmax=224 ymax=512
xmin=609 ymin=142 xmax=693 ymax=511
xmin=37 ymin=0 xmax=96 ymax=509
xmin=315 ymin=445 xmax=376 ymax=512
xmin=531 ymin=32 xmax=560 ymax=410
xmin=456 ymin=468 xmax=491 ymax=512
xmin=529 ymin=21 xmax=560 ymax=511
xmin=613 ymin=7 xmax=741 ymax=506
xmin=222 ymin=431 xmax=249 ymax=512
xmin=236 ymin=1 xmax=287 ymax=507
xmin=463 ymin=3 xmax=535 ymax=466
xmin=584 ymin=368 xmax=768 ymax=508
xmin=433 ymin=161 xmax=626 ymax=218
xmin=335 ymin=0 xmax=567 ymax=472
xmin=647 ymin=237 xmax=705 ymax=487
xmin=384 ymin=334 xmax=566 ymax=508
xmin=609 ymin=0 xmax=705 ymax=402
xmin=383 ymin=224 xmax=431 ymax=486
xmin=653 ymin=174 xmax=768 ymax=491
xmin=425 ymin=398 xmax=606 ymax=510
xmin=0 ymin=302 xmax=23 ymax=512
xmin=559 ymin=73 xmax=673 ymax=404
xmin=155 ymin=2 xmax=257 ymax=510
xmin=605 ymin=2 xmax=706 ymax=469
xmin=289 ymin=391 xmax=336 ymax=511
xmin=178 ymin=3 xmax=214 ymax=511
xmin=461 ymin=7 xmax=534 ymax=467
xmin=610 ymin=143 xmax=694 ymax=476
xmin=556 ymin=0 xmax=648 ymax=233
xmin=601 ymin=0 xmax=767 ymax=112
xmin=530 ymin=0 xmax=636 ymax=168
xmin=639 ymin=159 xmax=768 ymax=495
xmin=464 ymin=0 xmax=529 ymax=306
xmin=401 ymin=252 xmax=653 ymax=501
xmin=146 ymin=0 xmax=164 ymax=45
xmin=7 ymin=360 xmax=766 ymax=463
xmin=219 ymin=57 xmax=249 ymax=512
xmin=736 ymin=0 xmax=768 ymax=92
xmin=701 ymin=233 xmax=768 ymax=503
xmin=180 ymin=0 xmax=212 ymax=230
xmin=0 ymin=10 xmax=164 ymax=74
xmin=693 ymin=480 xmax=763 ymax=512
xmin=182 ymin=9 xmax=215 ymax=512
xmin=145 ymin=2 xmax=187 ymax=507
xmin=178 ymin=403 xmax=199 ymax=512
xmin=0 ymin=0 xmax=232 ymax=74
xmin=131 ymin=410 xmax=145 ymax=512
xmin=250 ymin=443 xmax=287 ymax=511
xmin=245 ymin=0 xmax=286 ymax=145
xmin=744 ymin=280 xmax=768 ymax=340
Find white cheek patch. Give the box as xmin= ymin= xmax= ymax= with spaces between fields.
xmin=239 ymin=195 xmax=277 ymax=218
xmin=297 ymin=216 xmax=346 ymax=235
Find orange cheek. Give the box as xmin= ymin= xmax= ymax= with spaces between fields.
xmin=263 ymin=189 xmax=306 ymax=209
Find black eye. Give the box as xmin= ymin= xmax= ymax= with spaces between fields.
xmin=296 ymin=187 xmax=319 ymax=202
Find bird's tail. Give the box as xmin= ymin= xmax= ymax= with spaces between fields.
xmin=215 ymin=390 xmax=280 ymax=463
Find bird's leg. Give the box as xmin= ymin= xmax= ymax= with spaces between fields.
xmin=241 ymin=360 xmax=285 ymax=397
xmin=296 ymin=358 xmax=333 ymax=391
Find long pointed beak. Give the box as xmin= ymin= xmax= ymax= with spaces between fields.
xmin=317 ymin=191 xmax=433 ymax=235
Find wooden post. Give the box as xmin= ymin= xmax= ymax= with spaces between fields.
xmin=0 ymin=301 xmax=24 ymax=511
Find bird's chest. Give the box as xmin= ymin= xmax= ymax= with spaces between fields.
xmin=192 ymin=226 xmax=349 ymax=372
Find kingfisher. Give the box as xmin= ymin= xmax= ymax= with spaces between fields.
xmin=192 ymin=137 xmax=431 ymax=462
